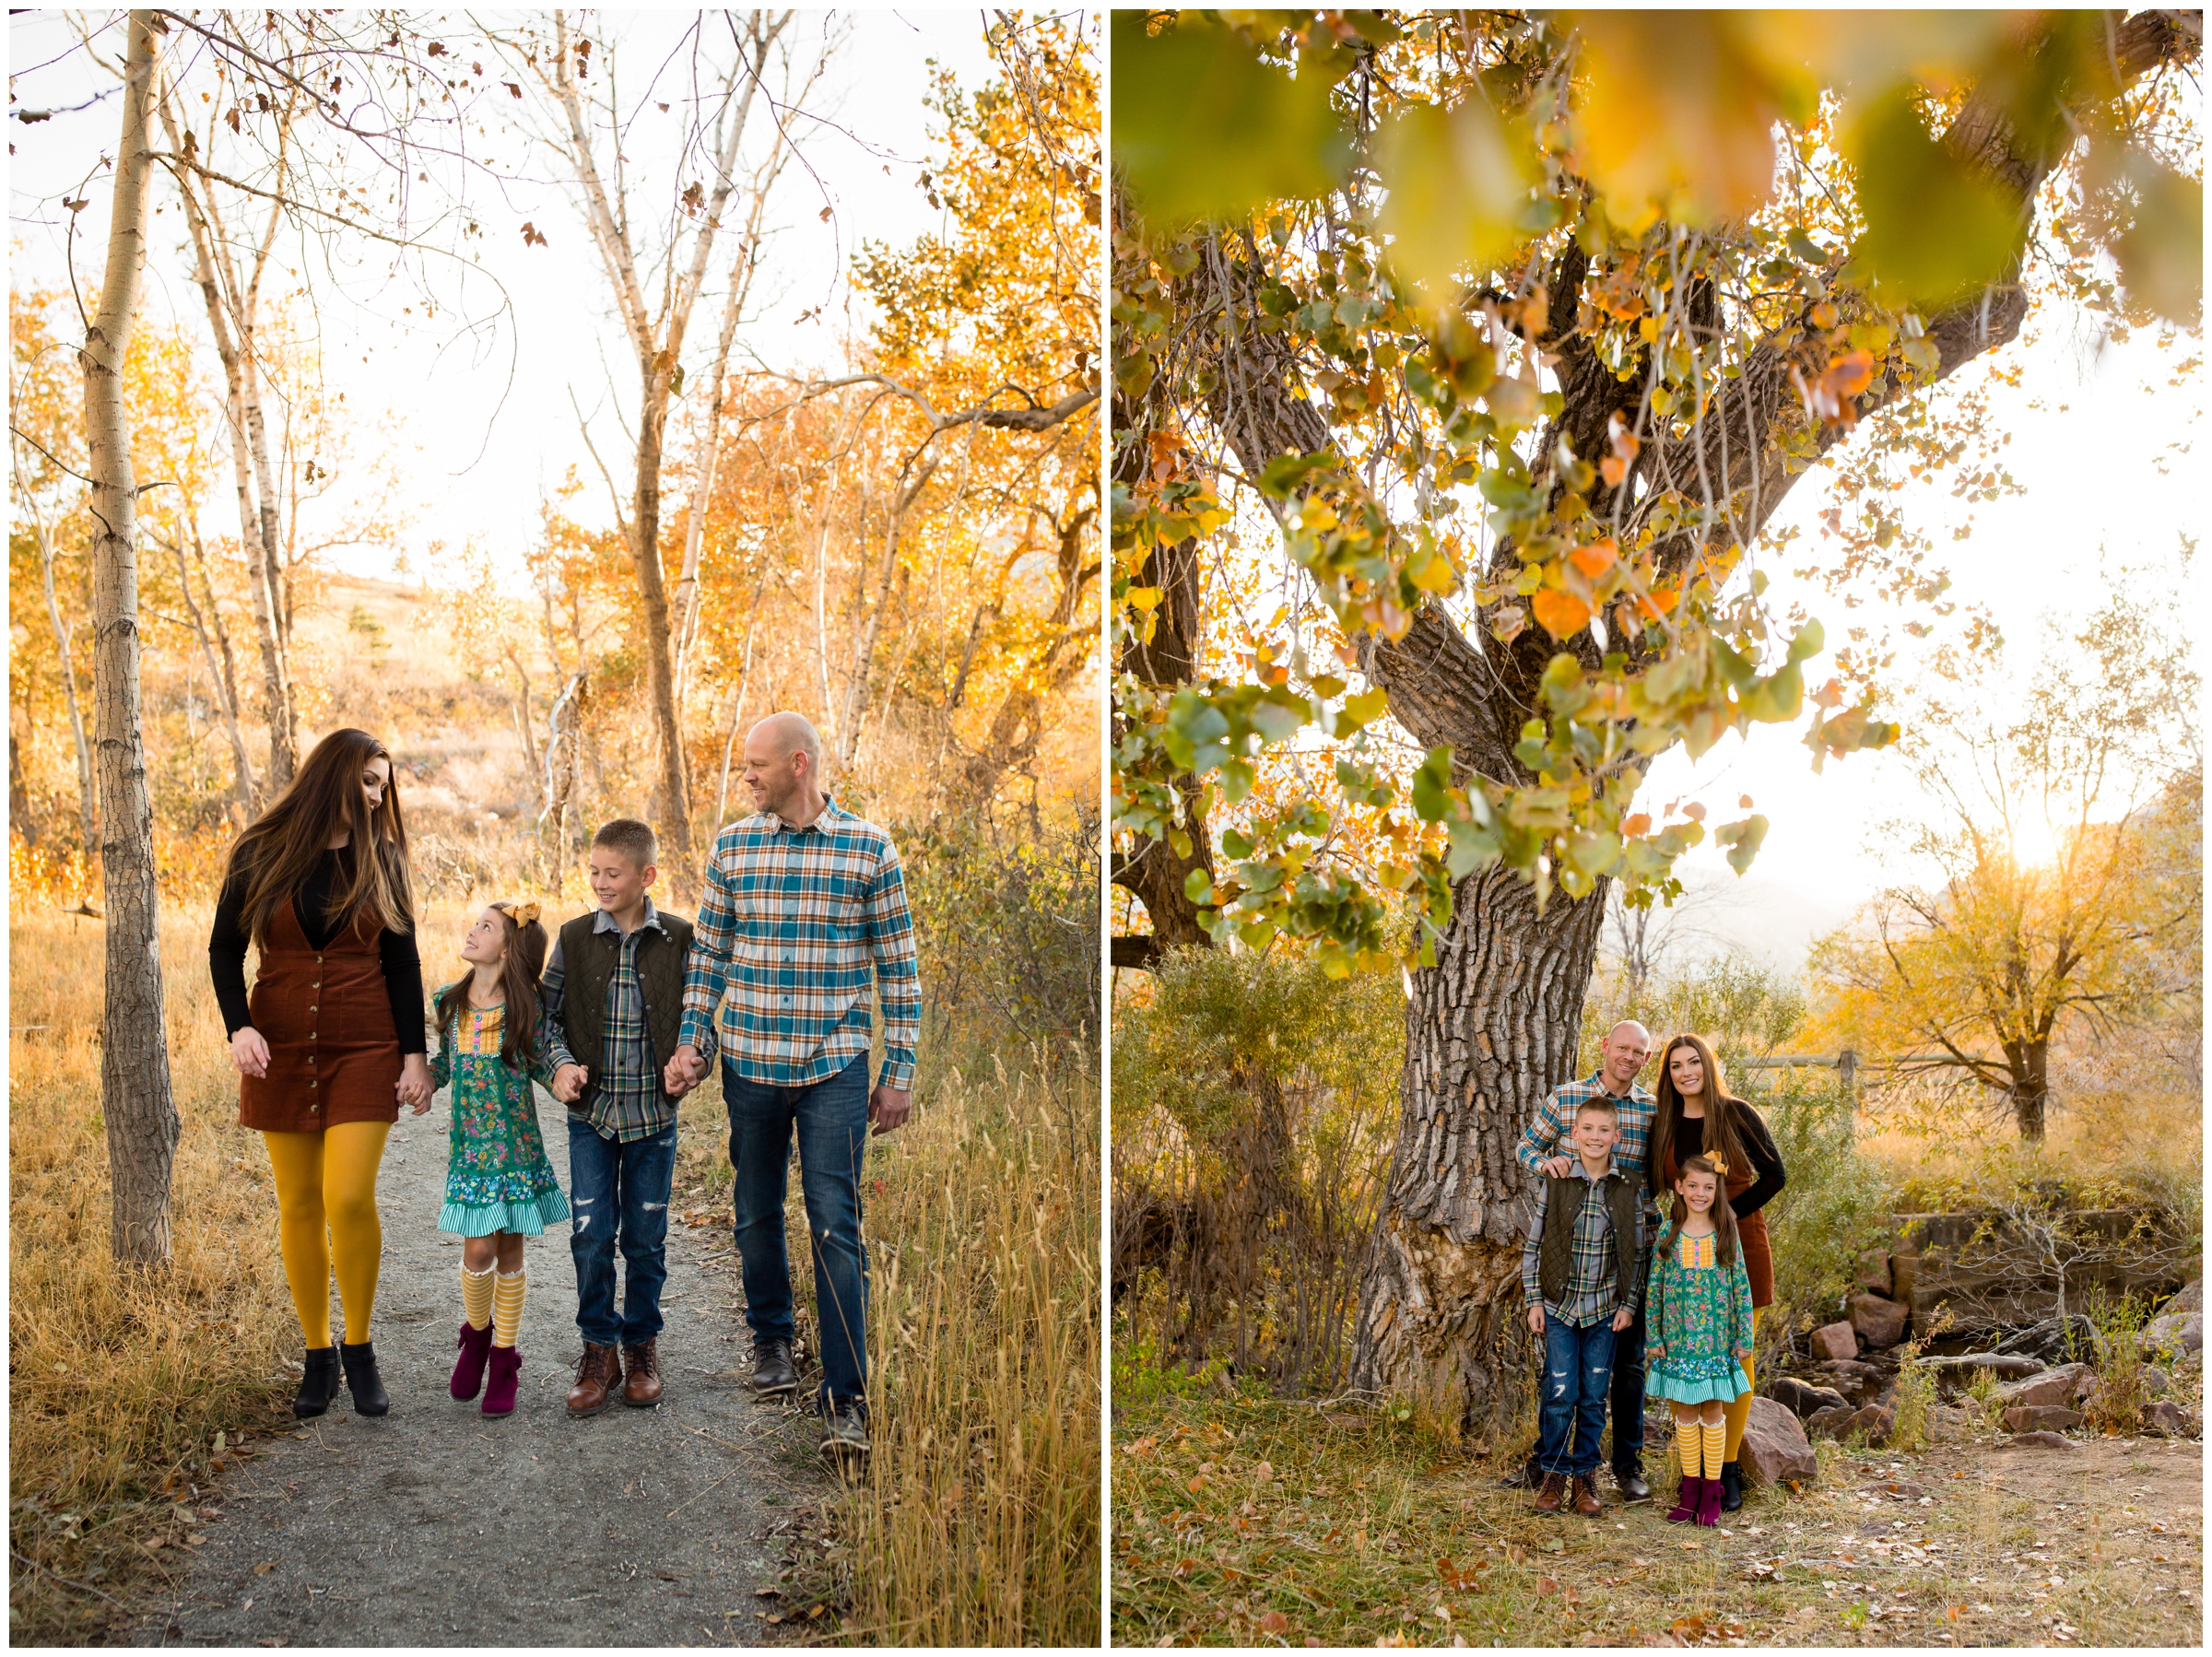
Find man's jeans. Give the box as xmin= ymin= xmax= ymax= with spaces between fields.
xmin=568 ymin=1118 xmax=678 ymax=1349
xmin=1535 ymin=1315 xmax=1618 ymax=1477
xmin=723 ymin=1052 xmax=872 ymax=1413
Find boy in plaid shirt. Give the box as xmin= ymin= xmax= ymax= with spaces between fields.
xmin=1522 ymin=1095 xmax=1648 ymax=1516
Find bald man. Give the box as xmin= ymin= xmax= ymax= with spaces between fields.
xmin=665 ymin=711 xmax=920 ymax=1464
xmin=1513 ymin=1020 xmax=1659 ymax=1501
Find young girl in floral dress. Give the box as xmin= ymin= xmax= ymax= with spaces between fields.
xmin=431 ymin=901 xmax=569 ymax=1416
xmin=1644 ymin=1153 xmax=1756 ymax=1526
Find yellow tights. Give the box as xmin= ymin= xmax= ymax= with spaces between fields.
xmin=263 ymin=1122 xmax=391 ymax=1347
xmin=1722 ymin=1305 xmax=1764 ymax=1462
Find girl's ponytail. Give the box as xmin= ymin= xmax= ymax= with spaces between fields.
xmin=1670 ymin=1152 xmax=1741 ymax=1270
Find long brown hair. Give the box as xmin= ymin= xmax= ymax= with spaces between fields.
xmin=1650 ymin=1032 xmax=1749 ymax=1201
xmin=224 ymin=729 xmax=415 ymax=946
xmin=431 ymin=902 xmax=548 ymax=1073
xmin=1665 ymin=1153 xmax=1741 ymax=1269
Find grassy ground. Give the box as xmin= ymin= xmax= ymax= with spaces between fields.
xmin=1111 ymin=1388 xmax=2203 ymax=1647
xmin=9 ymin=902 xmax=1101 ymax=1646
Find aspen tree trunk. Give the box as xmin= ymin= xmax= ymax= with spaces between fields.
xmin=162 ymin=528 xmax=258 ymax=807
xmin=81 ymin=9 xmax=180 ymax=1267
xmin=159 ymin=92 xmax=296 ymax=784
xmin=15 ymin=442 xmax=100 ymax=856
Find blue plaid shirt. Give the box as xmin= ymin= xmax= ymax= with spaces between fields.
xmin=679 ymin=799 xmax=921 ymax=1090
xmin=543 ymin=899 xmax=706 ymax=1144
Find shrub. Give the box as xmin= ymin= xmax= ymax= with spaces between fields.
xmin=1112 ymin=946 xmax=1403 ymax=1393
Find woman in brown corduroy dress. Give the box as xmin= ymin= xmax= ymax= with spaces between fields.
xmin=211 ymin=729 xmax=432 ymax=1419
xmin=1650 ymin=1032 xmax=1786 ymax=1512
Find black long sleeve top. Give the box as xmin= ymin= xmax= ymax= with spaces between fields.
xmin=1671 ymin=1103 xmax=1786 ymax=1220
xmin=208 ymin=849 xmax=428 ymax=1054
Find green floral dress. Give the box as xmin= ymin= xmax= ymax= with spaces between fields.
xmin=431 ymin=1002 xmax=570 ymax=1238
xmin=1645 ymin=1227 xmax=1756 ymax=1405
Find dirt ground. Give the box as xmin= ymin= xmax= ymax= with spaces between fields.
xmin=1112 ymin=1390 xmax=2204 ymax=1647
xmin=128 ymin=1089 xmax=834 ymax=1647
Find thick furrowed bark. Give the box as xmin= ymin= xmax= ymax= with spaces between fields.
xmin=83 ymin=10 xmax=180 ymax=1267
xmin=1348 ymin=863 xmax=1609 ymax=1440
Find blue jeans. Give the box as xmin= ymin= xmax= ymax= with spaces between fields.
xmin=567 ymin=1118 xmax=678 ymax=1349
xmin=723 ymin=1052 xmax=871 ymax=1413
xmin=1535 ymin=1316 xmax=1618 ymax=1477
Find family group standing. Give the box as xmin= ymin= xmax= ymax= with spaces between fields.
xmin=1515 ymin=1020 xmax=1786 ymax=1522
xmin=210 ymin=713 xmax=920 ymax=1462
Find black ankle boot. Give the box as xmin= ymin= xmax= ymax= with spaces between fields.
xmin=1719 ymin=1458 xmax=1744 ymax=1512
xmin=293 ymin=1346 xmax=342 ymax=1418
xmin=339 ymin=1341 xmax=389 ymax=1416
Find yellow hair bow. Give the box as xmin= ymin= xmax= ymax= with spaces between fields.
xmin=1708 ymin=1153 xmax=1729 ymax=1177
xmin=494 ymin=900 xmax=542 ymax=927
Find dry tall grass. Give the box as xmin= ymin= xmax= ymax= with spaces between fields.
xmin=8 ymin=907 xmax=297 ymax=1643
xmin=830 ymin=1047 xmax=1101 ymax=1645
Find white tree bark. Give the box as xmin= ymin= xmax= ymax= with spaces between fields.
xmin=10 ymin=429 xmax=99 ymax=857
xmin=81 ymin=8 xmax=180 ymax=1267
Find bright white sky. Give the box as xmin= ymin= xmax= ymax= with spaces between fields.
xmin=8 ymin=7 xmax=999 ymax=588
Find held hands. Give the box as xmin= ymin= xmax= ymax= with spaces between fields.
xmin=230 ymin=1027 xmax=272 ymax=1078
xmin=868 ymin=1085 xmax=912 ymax=1136
xmin=662 ymin=1043 xmax=708 ymax=1099
xmin=552 ymin=1064 xmax=589 ymax=1105
xmin=1613 ymin=1306 xmax=1634 ymax=1332
xmin=397 ymin=1053 xmax=435 ymax=1114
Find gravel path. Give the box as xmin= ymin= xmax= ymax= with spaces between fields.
xmin=132 ymin=1087 xmax=830 ymax=1647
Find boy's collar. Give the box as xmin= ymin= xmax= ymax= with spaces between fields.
xmin=1571 ymin=1151 xmax=1618 ymax=1181
xmin=593 ymin=896 xmax=663 ymax=935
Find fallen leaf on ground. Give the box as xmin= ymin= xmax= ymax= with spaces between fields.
xmin=253 ymin=1561 xmax=276 ymax=1576
xmin=1257 ymin=1608 xmax=1290 ymax=1635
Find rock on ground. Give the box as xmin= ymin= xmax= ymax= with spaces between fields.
xmin=1855 ymin=1250 xmax=1893 ymax=1299
xmin=1924 ymin=1352 xmax=2044 ymax=1395
xmin=2141 ymin=1284 xmax=2205 ymax=1358
xmin=2140 ymin=1400 xmax=2199 ymax=1439
xmin=1766 ymin=1376 xmax=1849 ymax=1418
xmin=2002 ymin=1404 xmax=2086 ymax=1433
xmin=1810 ymin=1321 xmax=1858 ymax=1362
xmin=1848 ymin=1293 xmax=1909 ymax=1351
xmin=1992 ymin=1361 xmax=2093 ymax=1411
xmin=2006 ymin=1429 xmax=2078 ymax=1450
xmin=1736 ymin=1396 xmax=1818 ymax=1487
xmin=130 ymin=1089 xmax=831 ymax=1646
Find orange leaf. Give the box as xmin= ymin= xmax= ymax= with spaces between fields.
xmin=1531 ymin=587 xmax=1592 ymax=640
xmin=1257 ymin=1609 xmax=1291 ymax=1637
xmin=1569 ymin=538 xmax=1619 ymax=579
xmin=1536 ymin=1577 xmax=1560 ymax=1596
xmin=1824 ymin=348 xmax=1875 ymax=402
xmin=1600 ymin=454 xmax=1630 ymax=488
xmin=1623 ymin=813 xmax=1652 ymax=836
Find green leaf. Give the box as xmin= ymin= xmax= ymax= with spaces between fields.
xmin=1410 ymin=746 xmax=1453 ymax=822
xmin=1374 ymin=99 xmax=1535 ymax=300
xmin=1112 ymin=14 xmax=1348 ymax=226
xmin=1845 ymin=88 xmax=2024 ymax=308
xmin=1337 ymin=687 xmax=1392 ymax=734
xmin=1184 ymin=868 xmax=1215 ymax=905
xmin=1713 ymin=813 xmax=1770 ymax=876
xmin=2114 ymin=152 xmax=2205 ymax=324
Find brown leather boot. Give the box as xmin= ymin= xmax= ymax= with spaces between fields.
xmin=621 ymin=1339 xmax=663 ymax=1407
xmin=567 ymin=1342 xmax=619 ymax=1416
xmin=1534 ymin=1471 xmax=1569 ymax=1513
xmin=1571 ymin=1473 xmax=1605 ymax=1517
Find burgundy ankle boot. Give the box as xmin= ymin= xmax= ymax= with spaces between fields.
xmin=1666 ymin=1476 xmax=1701 ymax=1523
xmin=482 ymin=1345 xmax=523 ymax=1417
xmin=451 ymin=1320 xmax=494 ymax=1402
xmin=1695 ymin=1473 xmax=1724 ymax=1526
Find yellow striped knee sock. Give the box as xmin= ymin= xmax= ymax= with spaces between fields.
xmin=1676 ymin=1418 xmax=1700 ymax=1478
xmin=1700 ymin=1420 xmax=1726 ymax=1480
xmin=460 ymin=1264 xmax=495 ymax=1331
xmin=492 ymin=1269 xmax=526 ymax=1349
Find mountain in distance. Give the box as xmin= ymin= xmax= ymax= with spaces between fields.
xmin=1605 ymin=862 xmax=1856 ymax=981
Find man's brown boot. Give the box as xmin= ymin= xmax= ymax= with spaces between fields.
xmin=1571 ymin=1473 xmax=1605 ymax=1517
xmin=567 ymin=1342 xmax=619 ymax=1416
xmin=1534 ymin=1471 xmax=1569 ymax=1513
xmin=621 ymin=1339 xmax=664 ymax=1407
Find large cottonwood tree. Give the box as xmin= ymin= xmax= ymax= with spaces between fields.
xmin=1111 ymin=9 xmax=2201 ymax=1433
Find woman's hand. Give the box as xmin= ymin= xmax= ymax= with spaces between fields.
xmin=398 ymin=1053 xmax=435 ymax=1114
xmin=1735 ymin=1346 xmax=1753 ymax=1365
xmin=230 ymin=1027 xmax=271 ymax=1078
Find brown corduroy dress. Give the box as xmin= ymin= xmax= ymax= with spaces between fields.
xmin=238 ymin=899 xmax=403 ymax=1133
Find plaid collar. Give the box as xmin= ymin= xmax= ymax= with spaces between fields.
xmin=759 ymin=795 xmax=853 ymax=836
xmin=592 ymin=897 xmax=665 ymax=939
